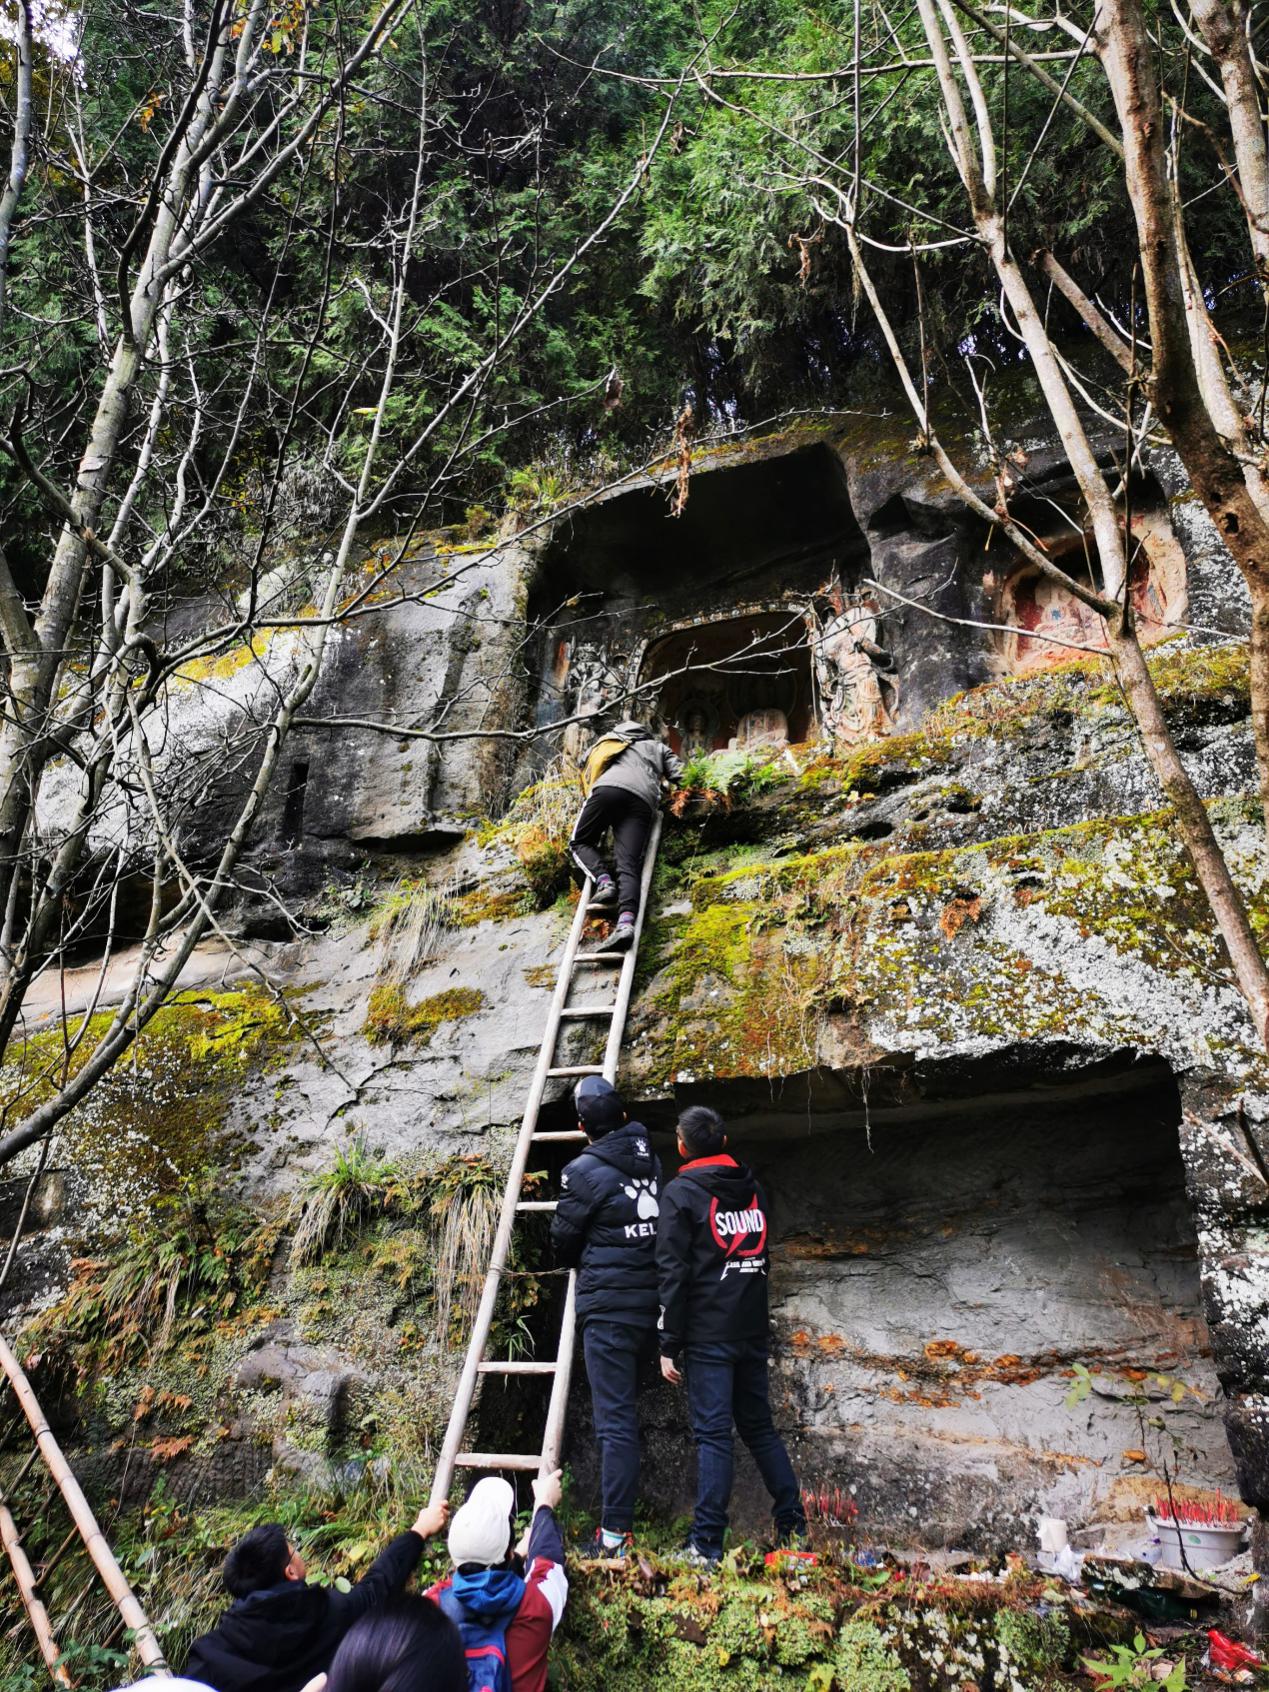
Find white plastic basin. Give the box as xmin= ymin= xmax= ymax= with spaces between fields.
xmin=1146 ymin=1512 xmax=1247 ymax=1571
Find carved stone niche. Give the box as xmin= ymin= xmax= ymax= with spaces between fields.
xmin=735 ymin=707 xmax=790 ymax=750
xmin=995 ymin=503 xmax=1189 ymax=674
xmin=635 ymin=607 xmax=816 ymax=757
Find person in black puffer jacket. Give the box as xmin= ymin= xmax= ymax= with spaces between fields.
xmin=656 ymin=1106 xmax=807 ymax=1565
xmin=550 ymin=1076 xmax=662 ymax=1554
xmin=184 ymin=1501 xmax=450 ymax=1692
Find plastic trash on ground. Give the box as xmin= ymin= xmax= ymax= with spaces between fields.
xmin=1206 ymin=1629 xmax=1264 ymax=1673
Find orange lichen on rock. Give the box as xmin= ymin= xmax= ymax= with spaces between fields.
xmin=938 ymin=893 xmax=982 ymax=938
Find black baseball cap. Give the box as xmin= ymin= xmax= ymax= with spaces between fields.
xmin=574 ymin=1075 xmax=625 ymax=1134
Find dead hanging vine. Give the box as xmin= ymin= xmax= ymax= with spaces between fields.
xmin=669 ymin=402 xmax=696 ymax=517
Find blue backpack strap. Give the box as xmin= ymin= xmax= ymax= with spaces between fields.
xmin=434 ymin=1586 xmax=515 ymax=1692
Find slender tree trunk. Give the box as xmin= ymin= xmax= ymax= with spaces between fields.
xmin=1187 ymin=0 xmax=1269 ymax=287
xmin=0 ymin=19 xmax=227 ymax=947
xmin=1251 ymin=590 xmax=1269 ymax=842
xmin=0 ymin=0 xmax=33 ymax=343
xmin=1100 ymin=0 xmax=1269 ymax=834
xmin=1110 ymin=621 xmax=1269 ymax=1041
xmin=854 ymin=0 xmax=1269 ymax=1047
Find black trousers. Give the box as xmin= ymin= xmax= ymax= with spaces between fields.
xmin=569 ymin=789 xmax=654 ymax=915
xmin=685 ymin=1341 xmax=807 ymax=1557
xmin=582 ymin=1317 xmax=658 ymax=1532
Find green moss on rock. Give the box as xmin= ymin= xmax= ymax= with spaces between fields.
xmin=833 ymin=1617 xmax=912 ymax=1690
xmin=454 ymin=885 xmax=534 ymax=924
xmin=364 ymin=984 xmax=485 ymax=1045
xmin=631 ymin=778 xmax=1269 ymax=1090
xmin=475 ymin=773 xmax=576 ymax=907
xmin=0 ymin=985 xmax=306 ymax=1234
xmin=995 ymin=1605 xmax=1072 ymax=1687
xmin=645 ymin=893 xmax=823 ymax=1081
xmin=551 ymin=1571 xmax=866 ymax=1692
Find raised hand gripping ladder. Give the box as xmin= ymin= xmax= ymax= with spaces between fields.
xmin=0 ymin=1333 xmax=169 ymax=1681
xmin=430 ymin=813 xmax=662 ymax=1502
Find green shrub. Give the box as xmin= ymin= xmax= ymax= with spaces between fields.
xmin=676 ymin=748 xmax=783 ymax=804
xmin=288 ymin=1138 xmax=405 ymax=1267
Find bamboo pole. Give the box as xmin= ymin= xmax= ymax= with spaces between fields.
xmin=0 ymin=1335 xmax=169 ymax=1673
xmin=0 ymin=1502 xmax=72 ymax=1686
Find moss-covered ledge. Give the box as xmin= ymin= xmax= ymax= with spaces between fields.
xmin=626 ymin=794 xmax=1269 ymax=1092
xmin=551 ymin=1551 xmax=1113 ymax=1691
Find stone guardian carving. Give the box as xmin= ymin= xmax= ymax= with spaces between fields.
xmin=813 ymin=599 xmax=899 ymax=746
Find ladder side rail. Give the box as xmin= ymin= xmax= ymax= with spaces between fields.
xmin=0 ymin=1337 xmax=169 ymax=1674
xmin=0 ymin=1501 xmax=72 ymax=1686
xmin=429 ymin=882 xmax=594 ymax=1507
xmin=37 ymin=1525 xmax=83 ymax=1588
xmin=540 ymin=812 xmax=663 ymax=1476
xmin=538 ymin=1268 xmax=577 ymax=1477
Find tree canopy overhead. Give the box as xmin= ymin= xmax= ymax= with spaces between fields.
xmin=3 ymin=0 xmax=1262 ymax=536
xmin=6 ymin=0 xmax=1269 ymax=1171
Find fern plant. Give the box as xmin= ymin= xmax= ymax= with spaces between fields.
xmin=28 ymin=1183 xmax=280 ymax=1368
xmin=674 ymin=747 xmax=784 ymax=810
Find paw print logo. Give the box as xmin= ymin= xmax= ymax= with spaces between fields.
xmin=623 ymin=1177 xmax=660 ymax=1220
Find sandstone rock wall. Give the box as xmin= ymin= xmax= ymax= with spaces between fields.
xmin=9 ymin=422 xmax=1269 ymax=1571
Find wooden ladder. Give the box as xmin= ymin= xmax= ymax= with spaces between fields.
xmin=0 ymin=1333 xmax=169 ymax=1682
xmin=430 ymin=813 xmax=663 ymax=1503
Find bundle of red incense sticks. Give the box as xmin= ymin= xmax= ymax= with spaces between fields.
xmin=1153 ymin=1491 xmax=1242 ymax=1525
xmin=801 ymin=1486 xmax=859 ymax=1526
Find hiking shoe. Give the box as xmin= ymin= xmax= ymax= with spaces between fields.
xmin=589 ymin=873 xmax=618 ymax=910
xmin=609 ymin=912 xmax=636 ymax=949
xmin=678 ymin=1542 xmax=721 ymax=1568
xmin=591 ymin=1528 xmax=634 ymax=1559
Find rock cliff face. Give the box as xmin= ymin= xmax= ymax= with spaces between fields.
xmin=8 ymin=422 xmax=1268 ymax=1577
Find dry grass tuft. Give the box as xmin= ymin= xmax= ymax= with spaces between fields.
xmin=428 ymin=1162 xmax=500 ymax=1345
xmin=288 ymin=1139 xmax=403 ymax=1269
xmin=373 ymin=881 xmax=460 ymax=983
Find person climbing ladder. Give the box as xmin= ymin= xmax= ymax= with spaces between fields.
xmin=569 ymin=719 xmax=683 ymax=948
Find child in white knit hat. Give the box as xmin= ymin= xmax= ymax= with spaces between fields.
xmin=425 ymin=1471 xmax=566 ymax=1692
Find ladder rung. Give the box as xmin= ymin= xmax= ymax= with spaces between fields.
xmin=517 ymin=1200 xmax=558 ymax=1211
xmin=9 ymin=1447 xmax=40 ymax=1491
xmin=545 ymin=1064 xmax=605 ymax=1078
xmin=559 ymin=1006 xmax=617 ymax=1019
xmin=454 ymin=1452 xmax=543 ymax=1471
xmin=532 ymin=1130 xmax=587 ymax=1142
xmin=574 ymin=951 xmax=625 ymax=963
xmin=478 ymin=1361 xmax=559 ymax=1374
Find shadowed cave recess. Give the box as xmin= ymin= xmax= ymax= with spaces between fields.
xmin=515 ymin=435 xmax=1190 ymax=797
